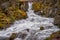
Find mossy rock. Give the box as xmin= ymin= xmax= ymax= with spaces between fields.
xmin=40 ymin=26 xmax=44 ymax=30
xmin=32 ymin=2 xmax=43 ymax=12
xmin=0 ymin=23 xmax=7 ymax=29
xmin=45 ymin=31 xmax=60 ymax=40
xmin=13 ymin=9 xmax=27 ymax=20
xmin=32 ymin=2 xmax=50 ymax=17
xmin=9 ymin=33 xmax=17 ymax=40
xmin=7 ymin=7 xmax=27 ymax=20
xmin=0 ymin=13 xmax=6 ymax=19
xmin=0 ymin=17 xmax=13 ymax=29
xmin=0 ymin=5 xmax=28 ymax=29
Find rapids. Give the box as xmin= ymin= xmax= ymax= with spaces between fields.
xmin=0 ymin=2 xmax=60 ymax=40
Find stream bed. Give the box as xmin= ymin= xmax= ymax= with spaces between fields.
xmin=0 ymin=2 xmax=60 ymax=40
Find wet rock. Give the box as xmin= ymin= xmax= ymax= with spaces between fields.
xmin=25 ymin=30 xmax=38 ymax=40
xmin=26 ymin=29 xmax=30 ymax=32
xmin=45 ymin=31 xmax=60 ymax=40
xmin=45 ymin=26 xmax=53 ymax=29
xmin=34 ymin=11 xmax=44 ymax=16
xmin=54 ymin=15 xmax=60 ymax=28
xmin=18 ymin=31 xmax=28 ymax=39
xmin=0 ymin=37 xmax=9 ymax=40
xmin=9 ymin=33 xmax=17 ymax=40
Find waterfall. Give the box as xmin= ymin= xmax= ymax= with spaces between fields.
xmin=0 ymin=2 xmax=59 ymax=40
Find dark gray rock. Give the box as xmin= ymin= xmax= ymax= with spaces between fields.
xmin=0 ymin=37 xmax=9 ymax=40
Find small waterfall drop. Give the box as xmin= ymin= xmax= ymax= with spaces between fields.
xmin=0 ymin=2 xmax=59 ymax=40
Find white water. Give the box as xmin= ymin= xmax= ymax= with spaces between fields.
xmin=0 ymin=2 xmax=60 ymax=40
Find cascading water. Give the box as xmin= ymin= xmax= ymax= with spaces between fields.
xmin=0 ymin=2 xmax=60 ymax=40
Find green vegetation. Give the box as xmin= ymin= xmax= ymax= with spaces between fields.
xmin=32 ymin=2 xmax=44 ymax=12
xmin=0 ymin=0 xmax=28 ymax=29
xmin=32 ymin=0 xmax=60 ymax=17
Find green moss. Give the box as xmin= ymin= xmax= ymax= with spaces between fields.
xmin=32 ymin=2 xmax=43 ymax=12
xmin=0 ymin=23 xmax=7 ymax=29
xmin=0 ymin=4 xmax=28 ymax=29
xmin=0 ymin=12 xmax=14 ymax=29
xmin=7 ymin=8 xmax=27 ymax=20
xmin=32 ymin=1 xmax=60 ymax=18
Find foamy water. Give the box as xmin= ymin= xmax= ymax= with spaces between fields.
xmin=0 ymin=2 xmax=59 ymax=40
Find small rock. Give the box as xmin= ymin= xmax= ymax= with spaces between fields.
xmin=40 ymin=26 xmax=44 ymax=30
xmin=9 ymin=33 xmax=17 ymax=40
xmin=18 ymin=32 xmax=27 ymax=39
